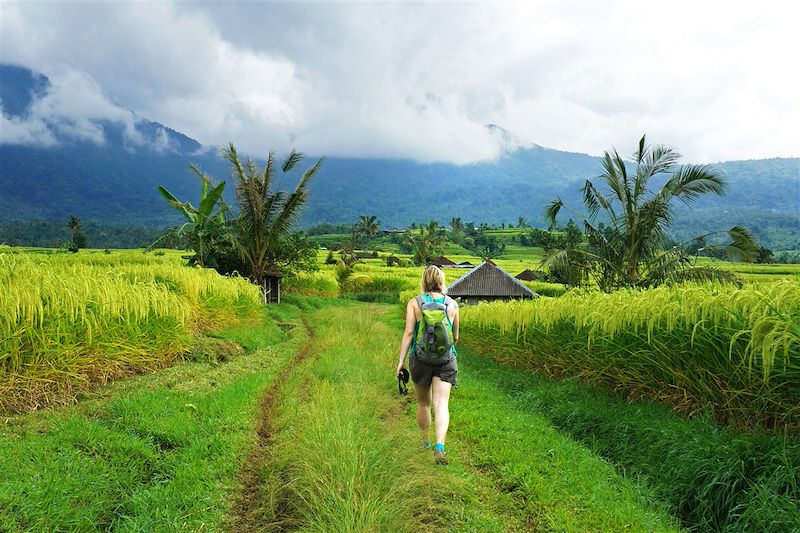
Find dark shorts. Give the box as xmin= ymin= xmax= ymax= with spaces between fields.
xmin=409 ymin=354 xmax=458 ymax=388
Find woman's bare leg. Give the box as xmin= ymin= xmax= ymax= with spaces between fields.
xmin=414 ymin=383 xmax=432 ymax=442
xmin=432 ymin=377 xmax=452 ymax=445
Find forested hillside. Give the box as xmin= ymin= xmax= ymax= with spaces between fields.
xmin=1 ymin=64 xmax=797 ymax=249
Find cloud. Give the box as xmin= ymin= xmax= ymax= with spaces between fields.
xmin=1 ymin=1 xmax=798 ymax=163
xmin=0 ymin=66 xmax=133 ymax=146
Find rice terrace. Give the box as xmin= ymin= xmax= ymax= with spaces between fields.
xmin=1 ymin=2 xmax=799 ymax=532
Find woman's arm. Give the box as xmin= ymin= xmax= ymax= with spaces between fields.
xmin=396 ymin=300 xmax=417 ymax=376
xmin=451 ymin=301 xmax=460 ymax=344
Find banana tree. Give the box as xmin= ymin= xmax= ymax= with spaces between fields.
xmin=158 ymin=164 xmax=229 ymax=267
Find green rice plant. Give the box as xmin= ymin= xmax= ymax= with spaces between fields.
xmin=462 ymin=278 xmax=800 ymax=430
xmin=457 ymin=341 xmax=800 ymax=532
xmin=282 ymin=271 xmax=339 ymax=296
xmin=0 ymin=303 xmax=302 ymax=531
xmin=0 ymin=250 xmax=263 ymax=413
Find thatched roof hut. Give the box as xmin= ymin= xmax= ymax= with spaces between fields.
xmin=430 ymin=256 xmax=456 ymax=267
xmin=447 ymin=261 xmax=536 ymax=305
xmin=515 ymin=269 xmax=547 ymax=282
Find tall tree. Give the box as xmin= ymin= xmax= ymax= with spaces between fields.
xmin=404 ymin=220 xmax=445 ymax=265
xmin=544 ymin=134 xmax=757 ymax=290
xmin=353 ymin=214 xmax=380 ymax=248
xmin=66 ymin=216 xmax=87 ymax=249
xmin=449 ymin=217 xmax=464 ymax=234
xmin=223 ymin=144 xmax=323 ymax=301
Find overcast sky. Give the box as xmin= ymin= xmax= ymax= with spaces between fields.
xmin=1 ymin=0 xmax=798 ymax=164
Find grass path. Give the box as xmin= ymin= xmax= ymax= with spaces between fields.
xmin=233 ymin=302 xmax=680 ymax=532
xmin=230 ymin=303 xmax=530 ymax=531
xmin=227 ymin=315 xmax=316 ymax=532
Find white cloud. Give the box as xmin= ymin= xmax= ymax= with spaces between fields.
xmin=0 ymin=65 xmax=147 ymax=147
xmin=1 ymin=0 xmax=798 ymax=163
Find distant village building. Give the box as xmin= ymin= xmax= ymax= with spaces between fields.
xmin=453 ymin=261 xmax=475 ymax=269
xmin=382 ymin=228 xmax=406 ymax=235
xmin=430 ymin=256 xmax=456 ymax=268
xmin=515 ymin=269 xmax=548 ymax=282
xmin=447 ymin=261 xmax=536 ymax=305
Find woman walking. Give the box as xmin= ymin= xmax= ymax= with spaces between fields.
xmin=396 ymin=265 xmax=459 ymax=464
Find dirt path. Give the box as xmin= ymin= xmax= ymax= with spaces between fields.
xmin=227 ymin=317 xmax=316 ymax=533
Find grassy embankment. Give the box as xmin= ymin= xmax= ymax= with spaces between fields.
xmin=459 ymin=340 xmax=800 ymax=532
xmin=0 ymin=248 xmax=262 ymax=413
xmin=0 ymin=298 xmax=306 ymax=531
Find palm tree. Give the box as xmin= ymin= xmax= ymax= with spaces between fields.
xmin=223 ymin=143 xmax=323 ymax=302
xmin=517 ymin=216 xmax=527 ymax=229
xmin=66 ymin=216 xmax=88 ymax=249
xmin=353 ymin=215 xmax=380 ymax=247
xmin=405 ymin=220 xmax=446 ymax=265
xmin=544 ymin=134 xmax=757 ymax=290
xmin=67 ymin=216 xmax=81 ymax=234
xmin=334 ymin=259 xmax=371 ymax=296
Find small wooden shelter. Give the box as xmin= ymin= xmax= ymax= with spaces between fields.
xmin=447 ymin=261 xmax=536 ymax=305
xmin=430 ymin=256 xmax=456 ymax=268
xmin=263 ymin=268 xmax=283 ymax=304
xmin=515 ymin=269 xmax=547 ymax=282
xmin=453 ymin=261 xmax=475 ymax=269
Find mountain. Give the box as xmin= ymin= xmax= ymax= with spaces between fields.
xmin=1 ymin=64 xmax=798 ymax=249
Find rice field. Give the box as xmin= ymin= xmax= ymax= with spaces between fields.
xmin=0 ymin=247 xmax=262 ymax=413
xmin=461 ymin=278 xmax=800 ymax=431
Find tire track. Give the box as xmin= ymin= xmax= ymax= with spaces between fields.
xmin=227 ymin=316 xmax=316 ymax=533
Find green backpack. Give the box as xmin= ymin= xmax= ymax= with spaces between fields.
xmin=412 ymin=293 xmax=455 ymax=365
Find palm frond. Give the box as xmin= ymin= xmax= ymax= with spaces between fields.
xmin=600 ymin=151 xmax=627 ymax=204
xmin=662 ymin=164 xmax=726 ymax=204
xmin=725 ymin=225 xmax=759 ymax=262
xmin=544 ymin=197 xmax=563 ymax=229
xmin=263 ymin=150 xmax=277 ymax=187
xmin=634 ymin=134 xmax=647 ymax=165
xmin=282 ymin=149 xmax=304 ymax=173
xmin=672 ymin=266 xmax=742 ymax=286
xmin=222 ymin=143 xmax=247 ymax=183
xmin=634 ymin=144 xmax=680 ymax=200
xmin=582 ymin=180 xmax=612 ymax=220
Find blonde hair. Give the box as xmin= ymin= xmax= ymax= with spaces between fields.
xmin=421 ymin=265 xmax=446 ymax=294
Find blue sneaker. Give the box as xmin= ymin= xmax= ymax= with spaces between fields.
xmin=433 ymin=444 xmax=447 ymax=465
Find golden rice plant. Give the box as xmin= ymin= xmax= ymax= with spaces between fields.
xmin=461 ymin=278 xmax=800 ymax=431
xmin=0 ymin=250 xmax=262 ymax=413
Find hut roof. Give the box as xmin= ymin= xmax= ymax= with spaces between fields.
xmin=515 ymin=269 xmax=545 ymax=282
xmin=447 ymin=261 xmax=535 ymax=298
xmin=430 ymin=256 xmax=456 ymax=266
xmin=265 ymin=267 xmax=283 ymax=278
